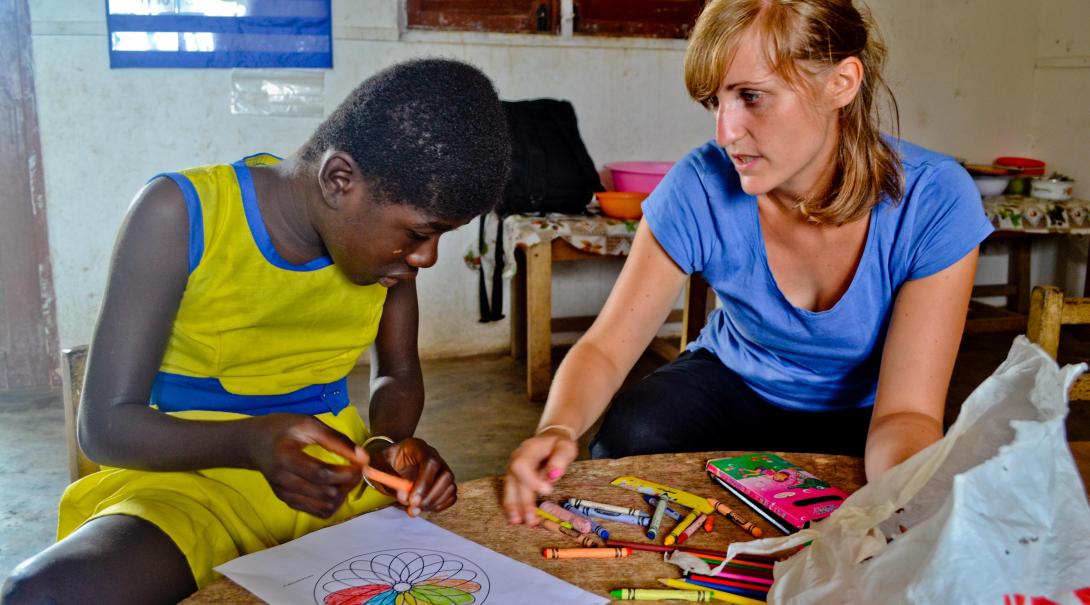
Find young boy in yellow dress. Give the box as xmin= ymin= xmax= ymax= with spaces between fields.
xmin=3 ymin=59 xmax=511 ymax=604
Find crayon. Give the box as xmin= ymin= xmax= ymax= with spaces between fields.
xmin=535 ymin=508 xmax=574 ymax=530
xmin=540 ymin=501 xmax=593 ymax=534
xmin=657 ymin=578 xmax=767 ymax=605
xmin=611 ymin=477 xmax=713 ymax=515
xmin=566 ymin=498 xmax=645 ymax=517
xmin=610 ymin=588 xmax=713 ymax=601
xmin=565 ymin=503 xmax=650 ymax=527
xmin=703 ymin=515 xmax=715 ymax=532
xmin=542 ymin=547 xmax=630 ymax=559
xmin=665 ymin=510 xmax=699 ymax=546
xmin=643 ymin=495 xmax=685 ymax=522
xmin=707 ymin=498 xmax=762 ymax=538
xmin=363 ymin=467 xmax=413 ymax=494
xmin=647 ymin=494 xmax=671 ymax=540
xmin=676 ymin=513 xmax=706 ymax=545
xmin=556 ymin=502 xmax=610 ymax=539
xmin=539 ymin=519 xmax=604 ymax=548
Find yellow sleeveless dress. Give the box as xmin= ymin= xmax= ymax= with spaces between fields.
xmin=58 ymin=154 xmax=392 ymax=588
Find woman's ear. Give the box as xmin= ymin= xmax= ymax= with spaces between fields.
xmin=827 ymin=56 xmax=863 ymax=110
xmin=317 ymin=151 xmax=359 ymax=209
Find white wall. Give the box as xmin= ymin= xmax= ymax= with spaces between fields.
xmin=1031 ymin=0 xmax=1090 ymax=295
xmin=31 ymin=0 xmax=1079 ymax=358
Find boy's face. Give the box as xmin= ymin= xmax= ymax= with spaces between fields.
xmin=321 ymin=184 xmax=468 ymax=287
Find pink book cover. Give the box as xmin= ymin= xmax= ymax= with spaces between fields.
xmin=705 ymin=452 xmax=848 ymax=529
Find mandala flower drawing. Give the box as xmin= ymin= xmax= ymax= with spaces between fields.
xmin=315 ymin=549 xmax=488 ymax=605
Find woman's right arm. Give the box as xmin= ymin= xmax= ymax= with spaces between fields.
xmin=503 ymin=220 xmax=688 ymax=524
xmin=79 ymin=178 xmax=364 ymax=518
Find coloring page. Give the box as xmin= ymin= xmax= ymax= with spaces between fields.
xmin=217 ymin=507 xmax=607 ymax=605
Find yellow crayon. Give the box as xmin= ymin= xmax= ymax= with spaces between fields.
xmin=610 ymin=588 xmax=713 ymax=601
xmin=535 ymin=508 xmax=575 ymax=530
xmin=539 ymin=519 xmax=604 ymax=547
xmin=611 ymin=476 xmax=714 ymax=514
xmin=657 ymin=578 xmax=767 ymax=605
xmin=665 ymin=510 xmax=700 ymax=546
xmin=542 ymin=546 xmax=630 ymax=559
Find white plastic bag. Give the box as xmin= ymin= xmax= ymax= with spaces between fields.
xmin=728 ymin=336 xmax=1090 ymax=605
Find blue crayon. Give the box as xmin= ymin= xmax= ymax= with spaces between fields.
xmin=565 ymin=503 xmax=650 ymax=527
xmin=557 ymin=504 xmax=610 ymax=539
xmin=642 ymin=495 xmax=685 ymax=522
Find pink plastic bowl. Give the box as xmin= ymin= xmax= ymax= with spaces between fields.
xmin=607 ymin=161 xmax=674 ymax=193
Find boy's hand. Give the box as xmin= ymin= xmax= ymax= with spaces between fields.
xmin=247 ymin=414 xmax=367 ymax=518
xmin=367 ymin=437 xmax=456 ymax=516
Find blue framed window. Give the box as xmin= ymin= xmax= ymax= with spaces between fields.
xmin=106 ymin=0 xmax=332 ymax=69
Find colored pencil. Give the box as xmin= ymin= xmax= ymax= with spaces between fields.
xmin=682 ymin=577 xmax=768 ymax=600
xmin=689 ymin=571 xmax=772 ymax=588
xmin=658 ymin=578 xmax=767 ymax=605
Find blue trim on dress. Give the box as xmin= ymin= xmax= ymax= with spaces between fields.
xmin=150 ymin=372 xmax=349 ymax=416
xmin=231 ymin=155 xmax=333 ymax=272
xmin=150 ymin=172 xmax=204 ymax=274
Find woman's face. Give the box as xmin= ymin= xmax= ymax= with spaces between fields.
xmin=714 ymin=29 xmax=841 ymax=201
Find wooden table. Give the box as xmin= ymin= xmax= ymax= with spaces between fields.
xmin=182 ymin=444 xmax=1090 ymax=604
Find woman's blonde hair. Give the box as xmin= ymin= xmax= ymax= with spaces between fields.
xmin=684 ymin=0 xmax=901 ymax=225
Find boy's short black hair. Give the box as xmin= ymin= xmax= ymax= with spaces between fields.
xmin=301 ymin=58 xmax=511 ymax=220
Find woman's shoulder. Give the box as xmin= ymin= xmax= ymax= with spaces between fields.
xmin=886 ymin=137 xmax=971 ymax=189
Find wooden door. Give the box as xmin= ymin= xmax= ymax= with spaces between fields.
xmin=0 ymin=0 xmax=60 ymax=389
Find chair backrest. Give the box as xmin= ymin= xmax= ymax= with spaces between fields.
xmin=61 ymin=345 xmax=100 ymax=481
xmin=1027 ymin=285 xmax=1090 ymax=400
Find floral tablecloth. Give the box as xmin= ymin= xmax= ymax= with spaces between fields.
xmin=464 ymin=196 xmax=1090 ymax=280
xmin=984 ymin=195 xmax=1090 ymax=233
xmin=465 ymin=212 xmax=638 ymax=280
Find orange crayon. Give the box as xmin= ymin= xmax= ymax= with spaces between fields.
xmin=707 ymin=498 xmax=762 ymax=538
xmin=704 ymin=515 xmax=716 ymax=532
xmin=542 ymin=547 xmax=631 ymax=559
xmin=363 ymin=467 xmax=413 ymax=494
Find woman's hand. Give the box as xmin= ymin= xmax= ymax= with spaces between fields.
xmin=502 ymin=428 xmax=578 ymax=525
xmin=368 ymin=437 xmax=456 ymax=516
xmin=246 ymin=414 xmax=367 ymax=519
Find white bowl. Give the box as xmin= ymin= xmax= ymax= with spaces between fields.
xmin=1030 ymin=178 xmax=1074 ymax=201
xmin=973 ymin=175 xmax=1011 ymax=197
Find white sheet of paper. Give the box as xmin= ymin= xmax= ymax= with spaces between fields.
xmin=216 ymin=507 xmax=607 ymax=605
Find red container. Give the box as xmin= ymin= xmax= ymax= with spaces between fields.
xmin=994 ymin=156 xmax=1046 ymax=177
xmin=607 ymin=161 xmax=674 ymax=193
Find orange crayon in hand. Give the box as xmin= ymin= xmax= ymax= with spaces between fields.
xmin=542 ymin=547 xmax=631 ymax=559
xmin=363 ymin=467 xmax=413 ymax=494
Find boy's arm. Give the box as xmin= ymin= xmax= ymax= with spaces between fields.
xmin=367 ymin=279 xmax=457 ymax=515
xmin=78 ymin=178 xmax=364 ymax=518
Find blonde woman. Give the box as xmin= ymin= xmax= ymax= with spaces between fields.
xmin=504 ymin=0 xmax=992 ymax=524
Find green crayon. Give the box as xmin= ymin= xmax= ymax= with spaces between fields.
xmin=609 ymin=588 xmax=713 ymax=601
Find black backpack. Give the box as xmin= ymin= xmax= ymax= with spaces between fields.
xmin=478 ymin=98 xmax=603 ymax=322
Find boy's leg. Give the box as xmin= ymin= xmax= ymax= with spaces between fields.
xmin=2 ymin=514 xmax=196 ymax=604
xmin=589 ymin=349 xmax=775 ymax=458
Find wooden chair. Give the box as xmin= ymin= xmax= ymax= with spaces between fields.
xmin=1026 ymin=285 xmax=1090 ymax=400
xmin=60 ymin=345 xmax=99 ymax=481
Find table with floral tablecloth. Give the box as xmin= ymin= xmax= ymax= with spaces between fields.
xmin=465 ymin=196 xmax=1090 ymax=277
xmin=984 ymin=195 xmax=1090 ymax=233
xmin=464 ymin=212 xmax=639 ymax=280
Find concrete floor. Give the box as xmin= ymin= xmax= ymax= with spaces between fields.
xmin=2 ymin=332 xmax=1088 ymax=584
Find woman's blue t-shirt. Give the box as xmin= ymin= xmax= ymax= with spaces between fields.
xmin=642 ymin=138 xmax=994 ymax=412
